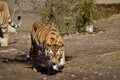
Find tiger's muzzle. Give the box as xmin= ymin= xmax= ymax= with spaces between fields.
xmin=52 ymin=62 xmax=65 ymax=71
xmin=45 ymin=49 xmax=65 ymax=71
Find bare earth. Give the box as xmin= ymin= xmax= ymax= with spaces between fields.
xmin=0 ymin=14 xmax=120 ymax=80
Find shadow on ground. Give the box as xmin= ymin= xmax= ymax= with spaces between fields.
xmin=0 ymin=53 xmax=74 ymax=75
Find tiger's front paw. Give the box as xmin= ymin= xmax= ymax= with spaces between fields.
xmin=33 ymin=67 xmax=37 ymax=72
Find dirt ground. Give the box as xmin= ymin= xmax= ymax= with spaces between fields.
xmin=0 ymin=14 xmax=120 ymax=80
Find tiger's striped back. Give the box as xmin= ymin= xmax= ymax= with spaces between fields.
xmin=32 ymin=21 xmax=61 ymax=46
xmin=8 ymin=16 xmax=22 ymax=28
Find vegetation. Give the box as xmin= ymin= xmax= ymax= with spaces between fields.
xmin=72 ymin=0 xmax=99 ymax=33
xmin=31 ymin=0 xmax=120 ymax=34
xmin=39 ymin=0 xmax=73 ymax=34
xmin=98 ymin=4 xmax=120 ymax=18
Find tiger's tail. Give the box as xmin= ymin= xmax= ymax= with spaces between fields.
xmin=8 ymin=16 xmax=22 ymax=28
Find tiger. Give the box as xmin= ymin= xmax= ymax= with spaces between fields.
xmin=0 ymin=1 xmax=22 ymax=47
xmin=29 ymin=20 xmax=65 ymax=73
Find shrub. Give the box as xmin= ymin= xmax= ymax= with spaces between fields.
xmin=72 ymin=0 xmax=99 ymax=33
xmin=31 ymin=0 xmax=120 ymax=34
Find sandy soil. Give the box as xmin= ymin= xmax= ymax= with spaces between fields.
xmin=0 ymin=14 xmax=120 ymax=80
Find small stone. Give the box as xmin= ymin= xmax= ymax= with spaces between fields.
xmin=8 ymin=68 xmax=11 ymax=71
xmin=113 ymin=75 xmax=117 ymax=79
xmin=89 ymin=68 xmax=92 ymax=71
xmin=90 ymin=46 xmax=93 ymax=49
xmin=43 ymin=77 xmax=47 ymax=80
xmin=99 ymin=31 xmax=104 ymax=34
xmin=83 ymin=77 xmax=89 ymax=80
xmin=98 ymin=73 xmax=102 ymax=76
xmin=108 ymin=66 xmax=112 ymax=69
xmin=80 ymin=68 xmax=85 ymax=72
xmin=106 ymin=72 xmax=110 ymax=74
xmin=91 ymin=34 xmax=96 ymax=36
xmin=94 ymin=72 xmax=98 ymax=74
xmin=25 ymin=68 xmax=28 ymax=70
xmin=0 ymin=76 xmax=3 ymax=78
xmin=71 ymin=74 xmax=75 ymax=77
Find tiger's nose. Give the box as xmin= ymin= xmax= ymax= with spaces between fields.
xmin=52 ymin=62 xmax=56 ymax=65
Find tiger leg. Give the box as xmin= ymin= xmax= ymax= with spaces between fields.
xmin=0 ymin=29 xmax=9 ymax=47
xmin=1 ymin=35 xmax=8 ymax=46
xmin=0 ymin=37 xmax=2 ymax=46
xmin=60 ymin=50 xmax=65 ymax=69
xmin=31 ymin=42 xmax=39 ymax=72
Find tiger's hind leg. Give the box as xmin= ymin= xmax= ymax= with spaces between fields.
xmin=0 ymin=36 xmax=9 ymax=46
xmin=0 ymin=24 xmax=9 ymax=47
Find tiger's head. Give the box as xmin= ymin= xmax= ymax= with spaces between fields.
xmin=44 ymin=33 xmax=65 ymax=71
